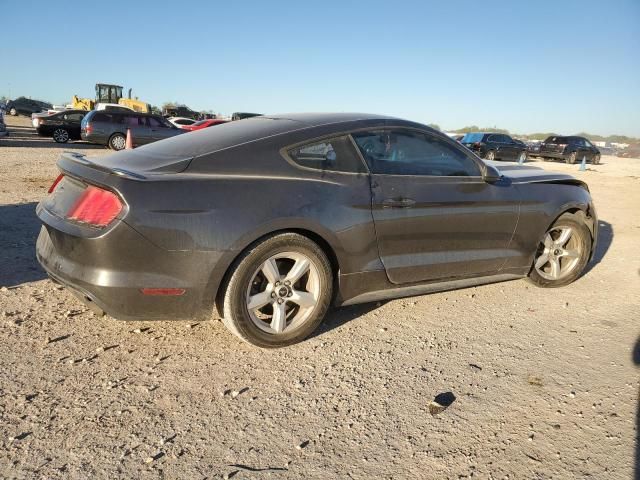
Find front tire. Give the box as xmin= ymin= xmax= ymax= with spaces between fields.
xmin=220 ymin=233 xmax=333 ymax=348
xmin=593 ymin=154 xmax=601 ymax=165
xmin=527 ymin=212 xmax=591 ymax=288
xmin=52 ymin=128 xmax=69 ymax=143
xmin=485 ymin=150 xmax=496 ymax=161
xmin=108 ymin=133 xmax=126 ymax=150
xmin=9 ymin=108 xmax=17 ymax=116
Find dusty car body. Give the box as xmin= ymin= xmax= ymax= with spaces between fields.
xmin=36 ymin=113 xmax=597 ymax=346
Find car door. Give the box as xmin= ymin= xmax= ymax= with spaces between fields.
xmin=352 ymin=128 xmax=520 ymax=284
xmin=487 ymin=134 xmax=508 ymax=159
xmin=147 ymin=116 xmax=178 ymax=141
xmin=503 ymin=135 xmax=520 ymax=160
xmin=122 ymin=114 xmax=150 ymax=145
xmin=64 ymin=112 xmax=85 ymax=139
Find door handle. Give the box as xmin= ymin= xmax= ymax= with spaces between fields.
xmin=382 ymin=197 xmax=416 ymax=208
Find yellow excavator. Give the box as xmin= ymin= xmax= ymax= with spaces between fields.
xmin=71 ymin=84 xmax=151 ymax=113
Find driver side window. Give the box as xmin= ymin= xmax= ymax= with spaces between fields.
xmin=352 ymin=129 xmax=481 ymax=177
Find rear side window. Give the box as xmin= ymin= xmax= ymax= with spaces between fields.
xmin=123 ymin=115 xmax=142 ymax=126
xmin=288 ymin=135 xmax=366 ymax=173
xmin=92 ymin=112 xmax=112 ymax=122
xmin=461 ymin=133 xmax=484 ymax=143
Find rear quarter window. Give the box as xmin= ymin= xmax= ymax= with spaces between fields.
xmin=288 ymin=135 xmax=367 ymax=173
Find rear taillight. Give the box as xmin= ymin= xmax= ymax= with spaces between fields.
xmin=85 ymin=123 xmax=93 ymax=134
xmin=48 ymin=174 xmax=64 ymax=193
xmin=66 ymin=186 xmax=123 ymax=227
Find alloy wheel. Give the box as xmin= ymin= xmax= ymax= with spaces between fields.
xmin=245 ymin=252 xmax=320 ymax=334
xmin=53 ymin=129 xmax=69 ymax=143
xmin=486 ymin=151 xmax=495 ymax=161
xmin=518 ymin=152 xmax=527 ymax=163
xmin=534 ymin=226 xmax=582 ymax=281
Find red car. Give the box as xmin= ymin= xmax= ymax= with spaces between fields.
xmin=181 ymin=119 xmax=228 ymax=131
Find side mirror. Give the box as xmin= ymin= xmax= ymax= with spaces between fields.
xmin=483 ymin=164 xmax=502 ymax=183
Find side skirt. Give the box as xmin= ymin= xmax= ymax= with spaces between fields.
xmin=336 ymin=269 xmax=526 ymax=307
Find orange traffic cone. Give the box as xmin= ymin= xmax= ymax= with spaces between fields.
xmin=125 ymin=128 xmax=133 ymax=149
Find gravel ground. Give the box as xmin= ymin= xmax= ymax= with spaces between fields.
xmin=1 ymin=115 xmax=639 ymax=479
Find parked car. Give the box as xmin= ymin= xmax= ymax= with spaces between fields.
xmin=36 ymin=110 xmax=88 ymax=143
xmin=231 ymin=112 xmax=262 ymax=121
xmin=163 ymin=105 xmax=200 ymax=120
xmin=461 ymin=132 xmax=528 ymax=162
xmin=36 ymin=113 xmax=597 ymax=347
xmin=181 ymin=119 xmax=229 ymax=131
xmin=538 ymin=136 xmax=600 ymax=164
xmin=617 ymin=144 xmax=640 ymax=159
xmin=168 ymin=117 xmax=198 ymax=128
xmin=80 ymin=110 xmax=184 ymax=150
xmin=527 ymin=142 xmax=542 ymax=157
xmin=6 ymin=97 xmax=52 ymax=116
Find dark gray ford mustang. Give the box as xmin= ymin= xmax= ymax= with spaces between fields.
xmin=36 ymin=113 xmax=597 ymax=347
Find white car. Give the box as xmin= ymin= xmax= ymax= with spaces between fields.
xmin=168 ymin=116 xmax=197 ymax=128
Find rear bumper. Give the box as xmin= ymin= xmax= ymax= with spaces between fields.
xmin=538 ymin=151 xmax=566 ymax=159
xmin=35 ymin=218 xmax=218 ymax=321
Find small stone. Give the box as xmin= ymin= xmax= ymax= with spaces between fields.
xmin=569 ymin=391 xmax=576 ymax=398
xmin=133 ymin=328 xmax=142 ymax=334
xmin=1 ymin=287 xmax=8 ymax=292
xmin=144 ymin=457 xmax=154 ymax=464
xmin=96 ymin=347 xmax=104 ymax=353
xmin=296 ymin=440 xmax=309 ymax=450
xmin=379 ymin=328 xmax=387 ymax=333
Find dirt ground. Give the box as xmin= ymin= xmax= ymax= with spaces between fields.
xmin=1 ymin=115 xmax=639 ymax=479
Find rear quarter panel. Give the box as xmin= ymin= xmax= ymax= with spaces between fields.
xmin=118 ymin=144 xmax=380 ymax=298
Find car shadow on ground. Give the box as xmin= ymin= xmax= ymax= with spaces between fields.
xmin=0 ymin=121 xmax=105 ymax=150
xmin=311 ymin=301 xmax=386 ymax=339
xmin=582 ymin=219 xmax=613 ymax=276
xmin=0 ymin=202 xmax=47 ymax=287
xmin=529 ymin=157 xmax=606 ymax=166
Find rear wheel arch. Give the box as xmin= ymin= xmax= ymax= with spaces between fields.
xmin=213 ymin=227 xmax=340 ymax=315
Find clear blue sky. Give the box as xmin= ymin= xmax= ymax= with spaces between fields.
xmin=3 ymin=0 xmax=639 ymax=136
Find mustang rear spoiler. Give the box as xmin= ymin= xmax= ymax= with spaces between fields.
xmin=59 ymin=152 xmax=148 ymax=180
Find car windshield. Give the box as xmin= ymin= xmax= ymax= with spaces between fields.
xmin=461 ymin=133 xmax=484 ymax=143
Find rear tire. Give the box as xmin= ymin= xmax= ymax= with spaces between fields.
xmin=108 ymin=133 xmax=126 ymax=151
xmin=52 ymin=128 xmax=69 ymax=143
xmin=566 ymin=151 xmax=577 ymax=164
xmin=220 ymin=233 xmax=333 ymax=348
xmin=527 ymin=212 xmax=591 ymax=288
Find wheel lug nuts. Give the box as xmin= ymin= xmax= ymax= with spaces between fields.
xmin=287 ymin=292 xmax=292 ymax=297
xmin=284 ymin=280 xmax=290 ymax=286
xmin=275 ymin=281 xmax=280 ymax=286
xmin=277 ymin=298 xmax=284 ymax=304
xmin=271 ymin=292 xmax=276 ymax=298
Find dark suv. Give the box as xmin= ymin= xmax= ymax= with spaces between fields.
xmin=461 ymin=132 xmax=528 ymax=162
xmin=538 ymin=136 xmax=600 ymax=164
xmin=81 ymin=111 xmax=184 ymax=150
xmin=6 ymin=97 xmax=52 ymax=116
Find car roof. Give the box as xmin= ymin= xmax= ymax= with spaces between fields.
xmin=119 ymin=112 xmax=406 ymax=161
